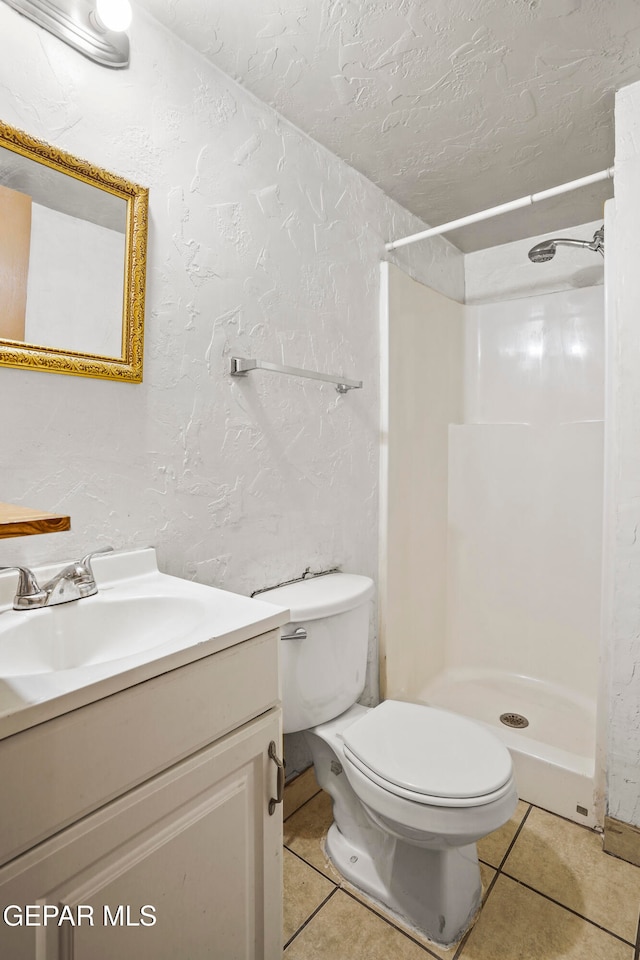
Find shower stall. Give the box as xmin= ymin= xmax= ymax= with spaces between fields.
xmin=380 ymin=246 xmax=605 ymax=827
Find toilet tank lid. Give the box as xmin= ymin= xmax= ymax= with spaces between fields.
xmin=258 ymin=573 xmax=374 ymax=621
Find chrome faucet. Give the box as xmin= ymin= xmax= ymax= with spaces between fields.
xmin=0 ymin=547 xmax=114 ymax=611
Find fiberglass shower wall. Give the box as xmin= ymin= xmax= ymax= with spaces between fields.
xmin=382 ymin=259 xmax=604 ymax=822
xmin=381 ymin=264 xmax=464 ymax=700
xmin=448 ymin=287 xmax=603 ymax=695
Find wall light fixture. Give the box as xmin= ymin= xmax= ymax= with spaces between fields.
xmin=1 ymin=0 xmax=132 ymax=68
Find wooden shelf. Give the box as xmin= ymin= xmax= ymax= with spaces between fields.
xmin=0 ymin=502 xmax=70 ymax=539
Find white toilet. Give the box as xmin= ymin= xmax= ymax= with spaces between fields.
xmin=260 ymin=572 xmax=518 ymax=946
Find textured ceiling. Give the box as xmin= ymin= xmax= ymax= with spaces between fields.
xmin=138 ymin=0 xmax=640 ymax=251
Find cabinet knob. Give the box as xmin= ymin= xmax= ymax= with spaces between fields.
xmin=268 ymin=741 xmax=284 ymax=815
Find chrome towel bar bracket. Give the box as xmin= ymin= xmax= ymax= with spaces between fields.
xmin=230 ymin=357 xmax=362 ymax=394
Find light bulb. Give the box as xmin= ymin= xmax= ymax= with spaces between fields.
xmin=95 ymin=0 xmax=132 ymax=32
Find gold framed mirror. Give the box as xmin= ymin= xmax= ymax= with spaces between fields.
xmin=0 ymin=120 xmax=148 ymax=382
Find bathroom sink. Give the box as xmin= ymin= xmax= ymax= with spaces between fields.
xmin=0 ymin=547 xmax=289 ymax=737
xmin=0 ymin=594 xmax=205 ymax=676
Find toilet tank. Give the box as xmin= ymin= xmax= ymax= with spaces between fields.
xmin=259 ymin=573 xmax=374 ymax=733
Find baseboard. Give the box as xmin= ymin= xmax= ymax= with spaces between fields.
xmin=603 ymin=815 xmax=640 ymax=867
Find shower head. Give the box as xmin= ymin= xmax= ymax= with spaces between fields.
xmin=527 ymin=226 xmax=604 ymax=263
xmin=528 ymin=240 xmax=557 ymax=263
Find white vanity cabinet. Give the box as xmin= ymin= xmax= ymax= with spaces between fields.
xmin=0 ymin=629 xmax=283 ymax=960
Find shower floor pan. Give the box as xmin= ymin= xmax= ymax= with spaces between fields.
xmin=418 ymin=669 xmax=597 ymax=827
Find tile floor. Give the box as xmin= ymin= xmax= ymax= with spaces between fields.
xmin=282 ymin=768 xmax=640 ymax=960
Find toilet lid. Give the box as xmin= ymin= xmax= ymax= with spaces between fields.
xmin=343 ymin=700 xmax=513 ymax=800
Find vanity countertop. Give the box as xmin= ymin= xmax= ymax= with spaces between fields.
xmin=0 ymin=548 xmax=289 ymax=741
xmin=0 ymin=502 xmax=70 ymax=539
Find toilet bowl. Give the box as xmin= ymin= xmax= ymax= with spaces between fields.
xmin=259 ymin=572 xmax=518 ymax=945
xmin=306 ymin=701 xmax=517 ymax=944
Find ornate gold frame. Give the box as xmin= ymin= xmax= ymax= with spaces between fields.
xmin=0 ymin=120 xmax=148 ymax=382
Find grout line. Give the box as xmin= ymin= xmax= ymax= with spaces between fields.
xmin=455 ymin=804 xmax=562 ymax=959
xmin=340 ymin=887 xmax=444 ymax=958
xmin=283 ymin=787 xmax=323 ymax=823
xmin=452 ymin=926 xmax=472 ymax=960
xmin=283 ymin=843 xmax=341 ymax=885
xmin=495 ymin=803 xmax=533 ymax=872
xmin=527 ymin=799 xmax=599 ymax=831
xmin=482 ymin=867 xmax=501 ymax=901
xmin=284 ymin=832 xmax=447 ymax=955
xmin=451 ymin=864 xmax=502 ymax=959
xmin=283 ymin=887 xmax=339 ymax=951
xmin=491 ymin=802 xmax=636 ymax=946
xmin=500 ymin=873 xmax=636 ymax=948
xmin=284 ymin=794 xmax=632 ymax=956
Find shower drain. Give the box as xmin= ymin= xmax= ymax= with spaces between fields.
xmin=500 ymin=712 xmax=529 ymax=729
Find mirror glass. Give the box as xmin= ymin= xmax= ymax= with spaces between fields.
xmin=0 ymin=121 xmax=148 ymax=382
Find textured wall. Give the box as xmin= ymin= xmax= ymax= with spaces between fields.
xmin=138 ymin=0 xmax=638 ymax=251
xmin=0 ymin=7 xmax=462 ymax=755
xmin=606 ymin=79 xmax=640 ymax=827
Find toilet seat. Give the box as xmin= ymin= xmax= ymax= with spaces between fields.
xmin=343 ymin=744 xmax=515 ymax=807
xmin=342 ymin=700 xmax=514 ymax=807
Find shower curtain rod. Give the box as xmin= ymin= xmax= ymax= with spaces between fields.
xmin=385 ymin=167 xmax=614 ymax=252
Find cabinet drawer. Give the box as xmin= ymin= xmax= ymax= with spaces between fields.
xmin=0 ymin=630 xmax=279 ymax=866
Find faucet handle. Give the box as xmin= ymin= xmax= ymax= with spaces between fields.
xmin=0 ymin=566 xmax=47 ymax=610
xmin=79 ymin=546 xmax=114 ymax=578
xmin=80 ymin=547 xmax=113 ymax=570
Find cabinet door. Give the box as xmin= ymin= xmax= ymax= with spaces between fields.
xmin=0 ymin=709 xmax=283 ymax=960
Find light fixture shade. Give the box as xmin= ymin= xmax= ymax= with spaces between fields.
xmin=1 ymin=0 xmax=130 ymax=68
xmin=95 ymin=0 xmax=131 ymax=32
